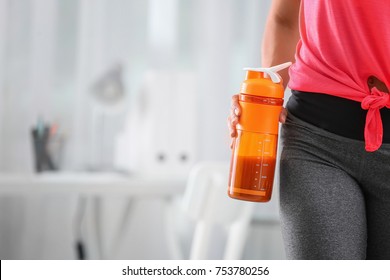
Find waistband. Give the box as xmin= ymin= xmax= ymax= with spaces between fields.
xmin=287 ymin=90 xmax=390 ymax=147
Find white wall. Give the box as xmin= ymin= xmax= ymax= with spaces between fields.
xmin=194 ymin=0 xmax=272 ymax=161
xmin=0 ymin=0 xmax=284 ymax=260
xmin=0 ymin=0 xmax=275 ymax=172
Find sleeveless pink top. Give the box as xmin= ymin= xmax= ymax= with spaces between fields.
xmin=289 ymin=0 xmax=390 ymax=151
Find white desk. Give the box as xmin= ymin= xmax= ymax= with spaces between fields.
xmin=0 ymin=172 xmax=188 ymax=260
xmin=0 ymin=172 xmax=187 ymax=197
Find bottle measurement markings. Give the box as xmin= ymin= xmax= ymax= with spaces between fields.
xmin=255 ymin=140 xmax=265 ymax=188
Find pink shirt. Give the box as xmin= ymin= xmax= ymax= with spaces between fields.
xmin=289 ymin=0 xmax=390 ymax=151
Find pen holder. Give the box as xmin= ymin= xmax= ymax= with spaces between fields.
xmin=31 ymin=124 xmax=64 ymax=172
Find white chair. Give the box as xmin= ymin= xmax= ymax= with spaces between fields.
xmin=181 ymin=161 xmax=255 ymax=260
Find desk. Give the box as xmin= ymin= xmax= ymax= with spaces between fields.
xmin=0 ymin=172 xmax=188 ymax=259
xmin=0 ymin=172 xmax=187 ymax=197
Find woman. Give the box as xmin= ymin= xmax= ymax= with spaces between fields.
xmin=228 ymin=0 xmax=390 ymax=259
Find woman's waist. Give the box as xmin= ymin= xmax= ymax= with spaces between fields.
xmin=286 ymin=90 xmax=390 ymax=143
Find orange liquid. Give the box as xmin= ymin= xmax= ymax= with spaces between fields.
xmin=228 ymin=156 xmax=276 ymax=202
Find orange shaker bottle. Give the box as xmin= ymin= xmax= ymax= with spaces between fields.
xmin=228 ymin=62 xmax=291 ymax=202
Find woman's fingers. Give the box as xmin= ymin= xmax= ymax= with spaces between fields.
xmin=230 ymin=138 xmax=235 ymax=149
xmin=228 ymin=95 xmax=241 ymax=149
xmin=231 ymin=95 xmax=241 ymax=116
xmin=227 ymin=115 xmax=238 ymax=137
xmin=228 ymin=95 xmax=241 ymax=139
xmin=279 ymin=107 xmax=288 ymax=123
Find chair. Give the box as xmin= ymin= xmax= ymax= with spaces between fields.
xmin=181 ymin=161 xmax=255 ymax=259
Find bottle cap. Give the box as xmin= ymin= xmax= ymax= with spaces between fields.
xmin=243 ymin=62 xmax=292 ymax=83
xmin=240 ymin=62 xmax=291 ymax=98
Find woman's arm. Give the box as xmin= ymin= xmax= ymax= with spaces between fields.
xmin=228 ymin=0 xmax=301 ymax=142
xmin=262 ymin=0 xmax=301 ymax=88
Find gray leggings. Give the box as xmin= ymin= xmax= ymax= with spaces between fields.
xmin=279 ymin=112 xmax=390 ymax=259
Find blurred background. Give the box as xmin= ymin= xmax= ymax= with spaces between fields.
xmin=0 ymin=0 xmax=289 ymax=259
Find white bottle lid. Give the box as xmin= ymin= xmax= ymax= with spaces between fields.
xmin=243 ymin=62 xmax=292 ymax=84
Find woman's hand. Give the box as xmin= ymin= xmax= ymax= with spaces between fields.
xmin=279 ymin=107 xmax=288 ymax=123
xmin=227 ymin=95 xmax=241 ymax=139
xmin=227 ymin=94 xmax=288 ymax=148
